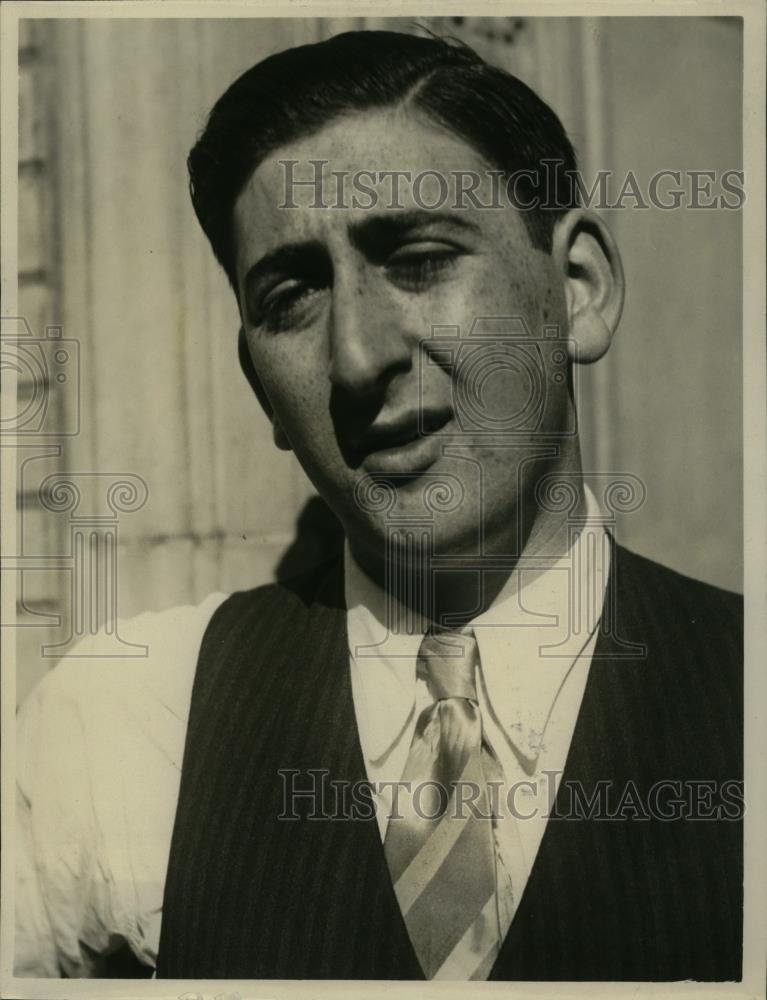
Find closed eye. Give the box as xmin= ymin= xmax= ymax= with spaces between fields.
xmin=385 ymin=242 xmax=463 ymax=290
xmin=257 ymin=279 xmax=326 ymax=332
xmin=247 ymin=245 xmax=332 ymax=333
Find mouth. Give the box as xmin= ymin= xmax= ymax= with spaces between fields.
xmin=354 ymin=408 xmax=453 ymax=476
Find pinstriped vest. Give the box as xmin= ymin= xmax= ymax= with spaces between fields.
xmin=156 ymin=542 xmax=743 ymax=981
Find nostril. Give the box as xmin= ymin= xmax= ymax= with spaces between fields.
xmin=329 ymin=383 xmax=385 ymax=468
xmin=329 ymin=382 xmax=385 ymax=425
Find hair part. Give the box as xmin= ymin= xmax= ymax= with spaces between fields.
xmin=188 ymin=30 xmax=580 ymax=289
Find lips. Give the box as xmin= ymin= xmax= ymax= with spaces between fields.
xmin=353 ymin=407 xmax=452 ymax=475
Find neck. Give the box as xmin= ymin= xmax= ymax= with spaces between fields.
xmin=349 ymin=473 xmax=588 ymax=630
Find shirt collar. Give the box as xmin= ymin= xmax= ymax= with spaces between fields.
xmin=344 ymin=550 xmax=426 ymax=762
xmin=345 ymin=485 xmax=609 ymax=767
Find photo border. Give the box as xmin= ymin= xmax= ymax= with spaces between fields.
xmin=1 ymin=2 xmax=764 ymax=998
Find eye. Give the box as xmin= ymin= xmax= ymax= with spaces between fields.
xmin=257 ymin=279 xmax=324 ymax=333
xmin=385 ymin=241 xmax=462 ymax=290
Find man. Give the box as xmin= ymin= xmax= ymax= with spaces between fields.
xmin=16 ymin=30 xmax=742 ymax=981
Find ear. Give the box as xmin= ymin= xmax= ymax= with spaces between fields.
xmin=237 ymin=327 xmax=292 ymax=451
xmin=551 ymin=210 xmax=625 ymax=364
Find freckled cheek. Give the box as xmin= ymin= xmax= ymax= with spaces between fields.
xmin=261 ymin=357 xmax=333 ymax=441
xmin=439 ymin=260 xmax=567 ymax=431
xmin=452 ymin=258 xmax=548 ymax=333
xmin=465 ymin=254 xmax=539 ymax=318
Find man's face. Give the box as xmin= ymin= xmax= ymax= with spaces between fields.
xmin=233 ymin=107 xmax=575 ymax=570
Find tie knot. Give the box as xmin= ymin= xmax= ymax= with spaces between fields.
xmin=417 ymin=628 xmax=479 ymax=701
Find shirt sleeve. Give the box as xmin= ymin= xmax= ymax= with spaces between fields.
xmin=14 ymin=593 xmax=229 ymax=978
xmin=15 ymin=702 xmax=60 ymax=977
xmin=14 ymin=653 xmax=104 ymax=977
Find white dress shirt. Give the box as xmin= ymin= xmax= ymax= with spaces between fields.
xmin=15 ymin=490 xmax=608 ymax=977
xmin=346 ymin=485 xmax=609 ymax=935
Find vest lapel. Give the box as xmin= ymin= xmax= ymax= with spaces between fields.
xmin=486 ymin=538 xmax=635 ymax=978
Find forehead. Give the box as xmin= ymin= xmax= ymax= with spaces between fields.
xmin=231 ymin=107 xmax=525 ymax=278
xmin=248 ymin=105 xmax=489 ymax=195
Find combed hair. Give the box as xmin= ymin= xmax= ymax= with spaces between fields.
xmin=188 ymin=30 xmax=579 ymax=287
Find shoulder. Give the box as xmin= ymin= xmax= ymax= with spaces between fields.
xmin=15 ymin=593 xmax=228 ymax=977
xmin=611 ymin=542 xmax=742 ymax=640
xmin=17 ymin=592 xmax=229 ymax=775
xmin=596 ymin=544 xmax=743 ymax=785
xmin=202 ymin=557 xmax=345 ymax=638
xmin=16 ymin=590 xmax=230 ymax=855
xmin=607 ymin=543 xmax=743 ymax=741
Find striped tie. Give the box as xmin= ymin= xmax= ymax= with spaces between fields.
xmin=384 ymin=628 xmax=503 ymax=980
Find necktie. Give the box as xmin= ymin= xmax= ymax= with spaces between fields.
xmin=384 ymin=628 xmax=503 ymax=980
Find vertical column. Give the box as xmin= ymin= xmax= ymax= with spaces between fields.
xmin=39 ymin=472 xmax=149 ymax=655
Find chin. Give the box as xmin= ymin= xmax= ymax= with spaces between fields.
xmin=387 ymin=513 xmax=485 ymax=561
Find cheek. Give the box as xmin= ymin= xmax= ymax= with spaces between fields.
xmin=248 ymin=339 xmax=327 ymax=434
xmin=467 ymin=244 xmax=560 ymax=331
xmin=443 ymin=251 xmax=568 ymax=428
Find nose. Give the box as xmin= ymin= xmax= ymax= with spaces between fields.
xmin=328 ymin=270 xmax=413 ymax=397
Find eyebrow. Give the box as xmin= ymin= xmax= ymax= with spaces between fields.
xmin=347 ymin=209 xmax=482 ymax=255
xmin=242 ymin=240 xmax=326 ymax=298
xmin=241 ymin=210 xmax=481 ymax=298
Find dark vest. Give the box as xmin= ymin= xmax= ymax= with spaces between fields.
xmin=156 ymin=542 xmax=743 ymax=981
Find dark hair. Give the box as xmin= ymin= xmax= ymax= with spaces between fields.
xmin=188 ymin=30 xmax=579 ymax=288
